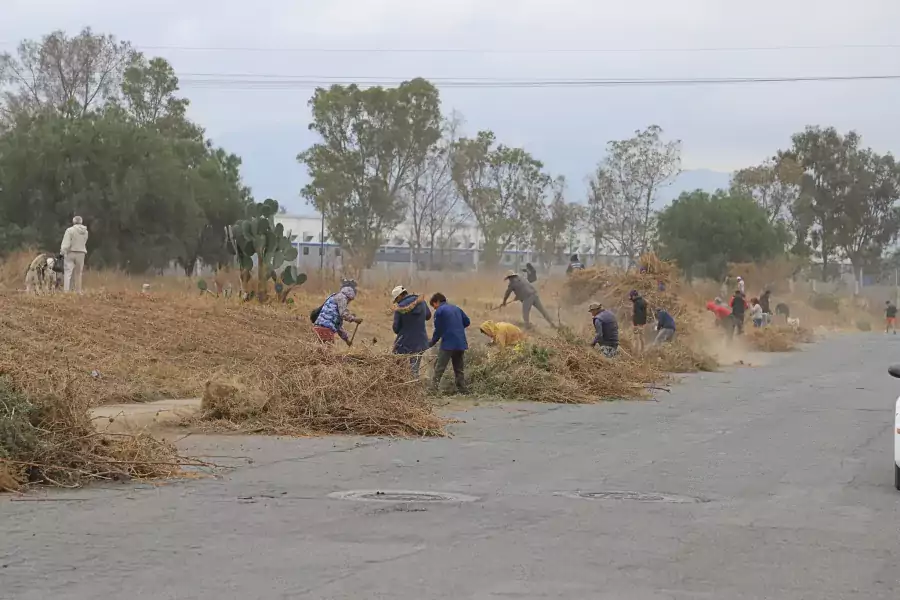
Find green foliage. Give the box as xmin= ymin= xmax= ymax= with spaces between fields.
xmin=730 ymin=157 xmax=803 ymax=226
xmin=298 ymin=78 xmax=442 ymax=269
xmin=451 ymin=130 xmax=551 ymax=266
xmin=466 ymin=345 xmax=558 ymax=400
xmin=781 ymin=126 xmax=900 ymax=276
xmin=0 ymin=30 xmax=251 ymax=271
xmin=656 ymin=190 xmax=788 ymax=280
xmin=226 ymin=199 xmax=305 ymax=303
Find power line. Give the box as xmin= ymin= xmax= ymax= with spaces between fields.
xmin=176 ymin=74 xmax=900 ymax=90
xmin=94 ymin=42 xmax=900 ymax=54
xmin=3 ymin=41 xmax=900 ymax=55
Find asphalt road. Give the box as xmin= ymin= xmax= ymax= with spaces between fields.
xmin=3 ymin=334 xmax=900 ymax=599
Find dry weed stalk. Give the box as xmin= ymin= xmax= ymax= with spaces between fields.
xmin=0 ymin=375 xmax=199 ymax=492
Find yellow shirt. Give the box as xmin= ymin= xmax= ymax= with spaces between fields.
xmin=480 ymin=321 xmax=525 ymax=348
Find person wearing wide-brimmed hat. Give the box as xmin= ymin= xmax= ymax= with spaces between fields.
xmin=588 ymin=301 xmax=619 ymax=358
xmin=500 ymin=270 xmax=556 ymax=329
xmin=390 ymin=284 xmax=431 ymax=378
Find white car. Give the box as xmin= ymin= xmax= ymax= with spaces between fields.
xmin=890 ymin=366 xmax=900 ymax=490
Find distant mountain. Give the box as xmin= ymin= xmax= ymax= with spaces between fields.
xmin=655 ymin=169 xmax=732 ymax=208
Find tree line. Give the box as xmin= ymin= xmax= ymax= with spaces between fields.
xmin=3 ymin=29 xmax=898 ymax=280
xmin=0 ymin=29 xmax=251 ymax=273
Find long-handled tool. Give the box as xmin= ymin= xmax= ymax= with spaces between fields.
xmin=348 ymin=322 xmax=361 ymax=347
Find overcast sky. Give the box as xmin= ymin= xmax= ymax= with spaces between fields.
xmin=3 ymin=0 xmax=900 ymax=212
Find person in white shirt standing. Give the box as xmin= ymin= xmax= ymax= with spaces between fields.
xmin=60 ymin=216 xmax=89 ymax=293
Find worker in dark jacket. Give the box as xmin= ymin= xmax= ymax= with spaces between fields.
xmin=391 ymin=285 xmax=432 ymax=378
xmin=759 ymin=289 xmax=772 ymax=325
xmin=566 ymin=254 xmax=585 ymax=275
xmin=521 ymin=262 xmax=538 ymax=283
xmin=588 ymin=301 xmax=619 ymax=357
xmin=428 ymin=293 xmax=470 ymax=394
xmin=501 ymin=271 xmax=557 ymax=329
xmin=629 ymin=289 xmax=649 ymax=352
xmin=730 ymin=290 xmax=748 ymax=336
xmin=653 ymin=308 xmax=676 ymax=344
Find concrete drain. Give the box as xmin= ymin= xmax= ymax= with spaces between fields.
xmin=328 ymin=490 xmax=478 ymax=503
xmin=557 ymin=491 xmax=708 ymax=504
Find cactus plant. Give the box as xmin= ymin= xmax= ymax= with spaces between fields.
xmin=226 ymin=199 xmax=306 ymax=303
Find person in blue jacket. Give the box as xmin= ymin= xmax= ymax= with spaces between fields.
xmin=391 ymin=285 xmax=432 ymax=378
xmin=428 ymin=292 xmax=470 ymax=394
xmin=653 ymin=308 xmax=676 ymax=344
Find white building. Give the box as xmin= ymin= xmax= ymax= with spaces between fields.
xmin=275 ymin=213 xmax=626 ymax=272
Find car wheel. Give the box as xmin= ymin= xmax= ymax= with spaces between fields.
xmin=896 ymin=463 xmax=900 ymax=491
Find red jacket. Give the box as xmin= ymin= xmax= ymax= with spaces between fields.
xmin=706 ymin=301 xmax=731 ymax=320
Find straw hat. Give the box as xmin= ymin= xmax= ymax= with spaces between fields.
xmin=588 ymin=301 xmax=603 ymax=312
xmin=504 ymin=270 xmax=518 ymax=279
xmin=391 ymin=285 xmax=407 ymax=301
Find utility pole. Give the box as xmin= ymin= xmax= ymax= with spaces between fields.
xmin=319 ymin=212 xmax=325 ymax=273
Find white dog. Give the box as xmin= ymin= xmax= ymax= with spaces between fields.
xmin=24 ymin=254 xmax=61 ymax=294
xmin=787 ymin=317 xmax=801 ymax=330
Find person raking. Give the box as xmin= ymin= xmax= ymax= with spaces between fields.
xmin=749 ymin=297 xmax=764 ymax=328
xmin=312 ymin=284 xmax=363 ymax=345
xmin=500 ymin=271 xmax=557 ymax=329
xmin=588 ymin=301 xmax=619 ymax=357
xmin=707 ymin=297 xmax=733 ymax=337
xmin=521 ymin=262 xmax=538 ymax=283
xmin=653 ymin=308 xmax=676 ymax=344
xmin=759 ymin=289 xmax=772 ymax=325
xmin=391 ymin=285 xmax=432 ymax=378
xmin=629 ymin=289 xmax=649 ymax=352
xmin=730 ymin=290 xmax=748 ymax=336
xmin=886 ymin=300 xmax=898 ymax=335
xmin=566 ymin=254 xmax=585 ymax=275
xmin=429 ymin=293 xmax=470 ymax=394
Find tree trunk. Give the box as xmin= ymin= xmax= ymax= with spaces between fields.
xmin=482 ymin=238 xmax=501 ymax=268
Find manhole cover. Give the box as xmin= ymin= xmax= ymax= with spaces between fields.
xmin=556 ymin=491 xmax=707 ymax=504
xmin=328 ymin=490 xmax=478 ymax=503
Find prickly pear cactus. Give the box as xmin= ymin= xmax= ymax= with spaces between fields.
xmin=226 ymin=198 xmax=307 ymax=303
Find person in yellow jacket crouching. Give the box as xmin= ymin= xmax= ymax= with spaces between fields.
xmin=479 ymin=320 xmax=526 ymax=349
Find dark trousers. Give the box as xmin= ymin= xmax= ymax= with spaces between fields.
xmin=732 ymin=314 xmax=745 ymax=335
xmin=522 ymin=295 xmax=556 ymax=328
xmin=409 ymin=355 xmax=422 ymax=379
xmin=432 ymin=350 xmax=467 ymax=393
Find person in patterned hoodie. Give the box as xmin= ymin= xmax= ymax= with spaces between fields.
xmin=313 ymin=285 xmax=363 ymax=345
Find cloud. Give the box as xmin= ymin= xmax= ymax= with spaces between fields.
xmin=3 ymin=0 xmax=899 ymax=209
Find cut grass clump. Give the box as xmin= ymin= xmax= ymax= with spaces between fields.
xmin=466 ymin=335 xmax=665 ymax=403
xmin=643 ymin=339 xmax=718 ymax=373
xmin=745 ymin=326 xmax=814 ymax=352
xmin=745 ymin=327 xmax=796 ymax=352
xmin=0 ymin=376 xmax=189 ymax=492
xmin=189 ymin=345 xmax=446 ymax=437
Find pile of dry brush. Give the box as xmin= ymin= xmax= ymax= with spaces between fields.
xmin=466 ymin=331 xmax=667 ymax=403
xmin=565 ymin=253 xmax=717 ymax=372
xmin=0 ymin=290 xmax=446 ymax=438
xmin=0 ymin=376 xmax=193 ymax=492
xmin=744 ymin=325 xmax=816 ymax=352
xmin=191 ymin=346 xmax=445 ymax=437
